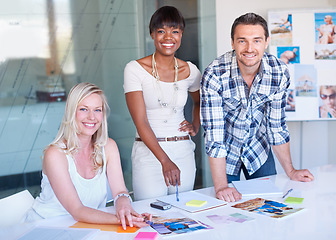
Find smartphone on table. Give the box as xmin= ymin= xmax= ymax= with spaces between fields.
xmin=150 ymin=201 xmax=172 ymax=210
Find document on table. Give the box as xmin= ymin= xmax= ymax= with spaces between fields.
xmin=18 ymin=226 xmax=99 ymax=240
xmin=232 ymin=178 xmax=283 ymax=198
xmin=156 ymin=191 xmax=226 ymax=213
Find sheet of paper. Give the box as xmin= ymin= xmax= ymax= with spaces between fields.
xmin=134 ymin=231 xmax=158 ymax=240
xmin=185 ymin=199 xmax=207 ymax=207
xmin=232 ymin=179 xmax=283 ymax=198
xmin=70 ymin=221 xmax=119 ymax=232
xmin=229 ymin=213 xmax=255 ymax=221
xmin=207 ymin=213 xmax=254 ymax=224
xmin=18 ymin=226 xmax=99 ymax=240
xmin=150 ymin=212 xmax=211 ymax=236
xmin=156 ymin=191 xmax=226 ymax=213
xmin=116 ymin=225 xmax=139 ymax=233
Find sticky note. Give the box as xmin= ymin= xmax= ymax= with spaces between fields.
xmin=134 ymin=231 xmax=159 ymax=240
xmin=285 ymin=197 xmax=304 ymax=204
xmin=116 ymin=225 xmax=139 ymax=233
xmin=186 ymin=199 xmax=207 ymax=207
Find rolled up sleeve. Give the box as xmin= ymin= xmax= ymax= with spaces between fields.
xmin=266 ymin=69 xmax=291 ymax=145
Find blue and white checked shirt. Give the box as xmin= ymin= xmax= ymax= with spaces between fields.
xmin=201 ymin=50 xmax=290 ymax=176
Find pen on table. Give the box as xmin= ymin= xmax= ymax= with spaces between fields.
xmin=176 ymin=180 xmax=179 ymax=202
xmin=282 ymin=188 xmax=293 ymax=198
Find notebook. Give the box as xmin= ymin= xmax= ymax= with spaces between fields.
xmin=156 ymin=191 xmax=226 ymax=213
xmin=185 ymin=199 xmax=207 ymax=207
xmin=232 ymin=178 xmax=283 ymax=198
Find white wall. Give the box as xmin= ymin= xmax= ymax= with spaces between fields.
xmin=215 ymin=0 xmax=336 ymax=173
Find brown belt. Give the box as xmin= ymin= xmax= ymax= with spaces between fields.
xmin=135 ymin=135 xmax=190 ymax=142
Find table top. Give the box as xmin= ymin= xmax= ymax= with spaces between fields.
xmin=2 ymin=164 xmax=336 ymax=240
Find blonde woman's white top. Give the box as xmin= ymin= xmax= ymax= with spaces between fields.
xmin=28 ymin=148 xmax=107 ymax=219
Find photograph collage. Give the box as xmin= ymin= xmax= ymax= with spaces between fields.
xmin=268 ymin=9 xmax=336 ymax=120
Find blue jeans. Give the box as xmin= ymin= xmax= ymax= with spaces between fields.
xmin=227 ymin=151 xmax=277 ymax=183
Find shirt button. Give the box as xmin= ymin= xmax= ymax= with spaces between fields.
xmin=164 ymin=120 xmax=167 ymax=123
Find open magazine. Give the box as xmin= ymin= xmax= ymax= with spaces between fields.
xmin=232 ymin=198 xmax=304 ymax=219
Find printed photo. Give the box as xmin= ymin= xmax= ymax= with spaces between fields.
xmin=277 ymin=46 xmax=300 ymax=64
xmin=150 ymin=213 xmax=211 ymax=236
xmin=318 ymin=85 xmax=336 ymax=118
xmin=315 ymin=44 xmax=336 ymax=60
xmin=232 ymin=198 xmax=304 ymax=219
xmin=285 ymin=89 xmax=296 ymax=112
xmin=315 ymin=12 xmax=336 ymax=44
xmin=269 ymin=13 xmax=292 ymax=46
xmin=295 ymin=65 xmax=317 ymax=97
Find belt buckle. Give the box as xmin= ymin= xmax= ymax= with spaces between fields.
xmin=165 ymin=137 xmax=168 ymax=142
xmin=174 ymin=136 xmax=178 ymax=141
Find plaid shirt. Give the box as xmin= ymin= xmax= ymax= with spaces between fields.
xmin=201 ymin=51 xmax=290 ymax=176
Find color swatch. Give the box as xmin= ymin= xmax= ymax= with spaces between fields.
xmin=185 ymin=199 xmax=207 ymax=207
xmin=134 ymin=231 xmax=159 ymax=240
xmin=285 ymin=197 xmax=304 ymax=204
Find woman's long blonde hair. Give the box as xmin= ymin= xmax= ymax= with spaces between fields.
xmin=46 ymin=82 xmax=110 ymax=170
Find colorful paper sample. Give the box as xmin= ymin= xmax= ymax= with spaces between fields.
xmin=134 ymin=231 xmax=159 ymax=240
xmin=156 ymin=191 xmax=226 ymax=213
xmin=70 ymin=222 xmax=119 ymax=232
xmin=185 ymin=200 xmax=207 ymax=207
xmin=116 ymin=225 xmax=139 ymax=233
xmin=285 ymin=197 xmax=304 ymax=204
xmin=70 ymin=221 xmax=139 ymax=233
xmin=207 ymin=213 xmax=254 ymax=224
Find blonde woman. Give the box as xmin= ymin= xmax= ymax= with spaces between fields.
xmin=317 ymin=15 xmax=336 ymax=44
xmin=24 ymin=83 xmax=150 ymax=229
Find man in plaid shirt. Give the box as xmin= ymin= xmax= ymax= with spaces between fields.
xmin=201 ymin=13 xmax=314 ymax=202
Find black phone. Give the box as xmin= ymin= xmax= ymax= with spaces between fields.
xmin=150 ymin=201 xmax=172 ymax=210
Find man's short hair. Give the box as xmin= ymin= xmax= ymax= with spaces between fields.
xmin=231 ymin=13 xmax=269 ymax=40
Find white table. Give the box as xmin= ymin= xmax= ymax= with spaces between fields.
xmin=2 ymin=164 xmax=336 ymax=240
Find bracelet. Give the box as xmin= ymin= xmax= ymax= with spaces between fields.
xmin=114 ymin=193 xmax=133 ymax=203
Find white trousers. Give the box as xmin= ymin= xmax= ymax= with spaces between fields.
xmin=131 ymin=139 xmax=196 ymax=201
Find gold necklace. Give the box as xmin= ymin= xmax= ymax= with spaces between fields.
xmin=152 ymin=52 xmax=178 ymax=82
xmin=152 ymin=53 xmax=179 ymax=113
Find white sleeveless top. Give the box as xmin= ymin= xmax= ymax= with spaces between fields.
xmin=31 ymin=148 xmax=107 ymax=219
xmin=124 ymin=60 xmax=201 ymax=137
